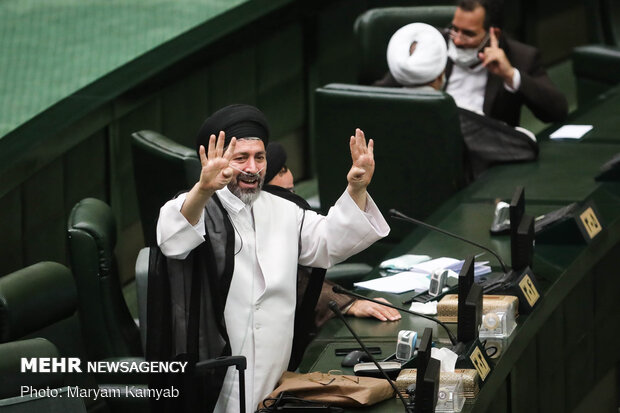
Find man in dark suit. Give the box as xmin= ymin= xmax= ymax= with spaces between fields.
xmin=375 ymin=0 xmax=568 ymax=127
xmin=444 ymin=0 xmax=567 ymax=126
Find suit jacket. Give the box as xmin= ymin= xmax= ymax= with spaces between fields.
xmin=445 ymin=36 xmax=568 ymax=127
xmin=375 ymin=35 xmax=568 ymax=127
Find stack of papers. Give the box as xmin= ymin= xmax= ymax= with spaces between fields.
xmin=379 ymin=254 xmax=431 ymax=272
xmin=355 ymin=256 xmax=491 ymax=294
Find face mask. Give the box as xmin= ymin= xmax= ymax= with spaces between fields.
xmin=447 ymin=33 xmax=490 ymax=68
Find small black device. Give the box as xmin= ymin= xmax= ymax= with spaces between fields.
xmin=512 ymin=214 xmax=535 ymax=271
xmin=460 ymin=283 xmax=483 ymax=343
xmin=327 ymin=301 xmax=413 ymax=412
xmin=457 ymin=256 xmax=475 ymax=343
xmin=341 ymin=350 xmax=372 ymax=367
xmin=412 ymin=328 xmax=438 ymax=413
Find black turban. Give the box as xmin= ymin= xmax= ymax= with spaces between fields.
xmin=265 ymin=142 xmax=287 ymax=184
xmin=195 ymin=104 xmax=269 ymax=155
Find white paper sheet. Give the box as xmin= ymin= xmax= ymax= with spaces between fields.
xmin=549 ymin=124 xmax=593 ymax=140
xmin=354 ymin=271 xmax=430 ymax=294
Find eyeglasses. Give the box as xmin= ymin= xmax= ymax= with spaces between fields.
xmin=447 ymin=24 xmax=483 ymax=40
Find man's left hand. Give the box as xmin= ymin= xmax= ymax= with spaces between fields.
xmin=346 ymin=128 xmax=375 ymax=210
xmin=479 ymin=27 xmax=515 ymax=87
xmin=346 ymin=298 xmax=401 ymax=321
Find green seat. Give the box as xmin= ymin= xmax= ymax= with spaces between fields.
xmin=131 ymin=130 xmax=201 ymax=247
xmin=314 ymin=83 xmax=466 ymax=243
xmin=354 ymin=6 xmax=455 ymax=84
xmin=67 ymin=198 xmax=142 ymax=361
xmin=0 ymin=262 xmax=76 ymax=344
xmin=572 ymin=44 xmax=620 ymax=106
xmin=0 ymin=338 xmax=87 ymax=412
xmin=0 ymin=262 xmax=107 ymax=412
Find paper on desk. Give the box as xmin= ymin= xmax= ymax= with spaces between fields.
xmin=354 ymin=271 xmax=430 ymax=294
xmin=410 ymin=257 xmax=492 ymax=277
xmin=549 ymin=124 xmax=593 ymax=140
xmin=379 ymin=254 xmax=431 ymax=271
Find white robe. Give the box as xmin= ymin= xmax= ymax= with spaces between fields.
xmin=157 ymin=187 xmax=389 ymax=412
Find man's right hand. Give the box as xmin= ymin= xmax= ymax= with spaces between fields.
xmin=197 ymin=131 xmax=237 ymax=194
xmin=181 ymin=131 xmax=236 ymax=225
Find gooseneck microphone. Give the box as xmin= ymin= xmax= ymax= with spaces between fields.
xmin=389 ymin=209 xmax=509 ymax=274
xmin=332 ymin=285 xmax=458 ymax=346
xmin=328 ymin=301 xmax=413 ymax=413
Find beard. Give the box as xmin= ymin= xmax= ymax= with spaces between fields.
xmin=228 ymin=173 xmax=264 ymax=205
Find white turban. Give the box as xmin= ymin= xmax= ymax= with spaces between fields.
xmin=387 ymin=22 xmax=448 ymax=86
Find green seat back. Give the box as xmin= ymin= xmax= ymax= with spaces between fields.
xmin=314 ymin=83 xmax=465 ymax=242
xmin=354 ymin=6 xmax=455 ymax=84
xmin=67 ymin=198 xmax=142 ymax=361
xmin=0 ymin=262 xmax=105 ymax=411
xmin=131 ymin=130 xmax=201 ymax=246
xmin=0 ymin=338 xmax=87 ymax=412
xmin=572 ymin=45 xmax=620 ymax=106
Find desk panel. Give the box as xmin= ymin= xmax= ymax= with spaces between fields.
xmin=467 ymin=142 xmax=615 ymax=202
xmin=540 ymin=86 xmax=620 ymax=143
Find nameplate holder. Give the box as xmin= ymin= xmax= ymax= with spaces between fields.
xmin=455 ymin=338 xmax=492 ymax=385
xmin=506 ymin=267 xmax=540 ymax=315
xmin=536 ymin=201 xmax=603 ymax=245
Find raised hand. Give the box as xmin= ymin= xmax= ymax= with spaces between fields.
xmin=478 ymin=28 xmax=515 ymax=86
xmin=197 ymin=131 xmax=237 ymax=193
xmin=181 ymin=131 xmax=236 ymax=225
xmin=347 ymin=128 xmax=375 ymax=190
xmin=346 ymin=128 xmax=374 ymax=210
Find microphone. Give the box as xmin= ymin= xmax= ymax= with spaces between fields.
xmin=332 ymin=285 xmax=458 ymax=346
xmin=389 ymin=209 xmax=509 ymax=274
xmin=328 ymin=301 xmax=413 ymax=413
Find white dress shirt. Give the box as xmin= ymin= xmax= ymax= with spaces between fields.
xmin=446 ymin=63 xmax=521 ymax=114
xmin=156 ymin=187 xmax=389 ymax=412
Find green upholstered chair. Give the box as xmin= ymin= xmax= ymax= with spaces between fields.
xmin=67 ymin=198 xmax=142 ymax=361
xmin=0 ymin=262 xmax=77 ymax=345
xmin=131 ymin=130 xmax=201 ymax=247
xmin=0 ymin=262 xmax=108 ymax=412
xmin=314 ymin=83 xmax=466 ymax=243
xmin=0 ymin=338 xmax=87 ymax=412
xmin=572 ymin=45 xmax=620 ymax=106
xmin=354 ymin=6 xmax=455 ymax=84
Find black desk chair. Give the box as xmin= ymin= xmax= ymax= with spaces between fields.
xmin=354 ymin=6 xmax=455 ymax=85
xmin=67 ymin=198 xmax=143 ymax=361
xmin=314 ymin=83 xmax=466 ymax=244
xmin=0 ymin=262 xmax=121 ymax=412
xmin=0 ymin=338 xmax=87 ymax=412
xmin=572 ymin=45 xmax=620 ymax=106
xmin=131 ymin=130 xmax=201 ymax=247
